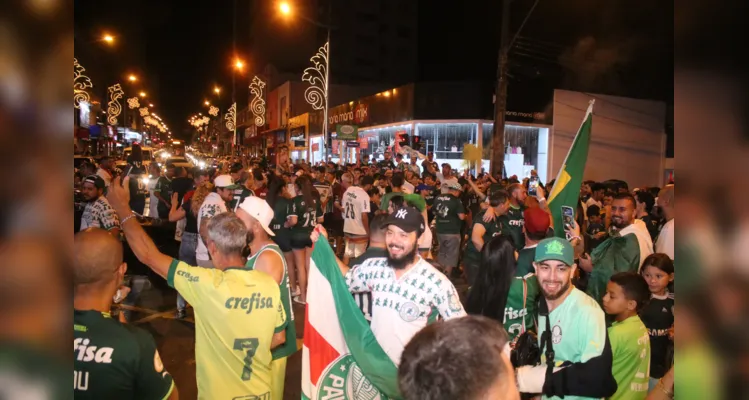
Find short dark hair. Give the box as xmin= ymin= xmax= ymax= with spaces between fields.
xmin=609 ymin=272 xmax=650 ymax=312
xmin=253 ymin=169 xmax=264 ymax=182
xmin=489 ymin=190 xmax=509 ymax=207
xmin=391 ymin=173 xmax=405 ymax=187
xmin=634 ymin=191 xmax=655 ymax=213
xmin=613 ymin=193 xmax=636 ymax=208
xmin=587 ymin=204 xmax=601 ymax=218
xmin=361 ymin=176 xmax=374 ymax=186
xmin=399 ymin=316 xmax=512 ymax=400
xmin=591 ymin=182 xmax=605 ymax=193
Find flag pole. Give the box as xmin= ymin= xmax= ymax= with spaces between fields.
xmin=550 ymin=99 xmax=595 ymax=188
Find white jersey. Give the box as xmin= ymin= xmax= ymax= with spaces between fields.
xmin=345 ymin=257 xmax=466 ymax=365
xmin=195 ymin=192 xmax=228 ymax=261
xmin=342 ymin=186 xmax=371 ymax=236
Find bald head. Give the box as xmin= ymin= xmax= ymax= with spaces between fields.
xmin=74 ymin=228 xmax=123 ymax=286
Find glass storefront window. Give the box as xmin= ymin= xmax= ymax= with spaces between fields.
xmin=309 ymin=136 xmax=324 ymax=164
xmin=415 ymin=123 xmax=478 ymax=160
xmin=358 ymin=124 xmax=412 ymax=161
xmin=480 ymin=123 xmax=549 ymax=182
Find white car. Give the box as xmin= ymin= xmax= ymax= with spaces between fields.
xmin=164 ymin=156 xmax=194 ymax=171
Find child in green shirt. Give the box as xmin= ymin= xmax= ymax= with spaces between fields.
xmin=602 ymin=272 xmax=652 ymax=400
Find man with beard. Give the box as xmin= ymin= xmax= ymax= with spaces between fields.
xmin=578 ymin=193 xmax=654 ymax=305
xmin=335 ymin=206 xmax=466 ymax=365
xmin=79 ymin=175 xmax=120 ymax=237
xmin=236 ymin=197 xmax=295 ymax=400
xmin=515 ymin=237 xmax=617 ymax=399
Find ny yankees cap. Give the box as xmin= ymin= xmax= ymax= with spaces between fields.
xmin=382 ymin=206 xmax=425 ymax=233
xmin=535 ymin=237 xmax=574 ymax=266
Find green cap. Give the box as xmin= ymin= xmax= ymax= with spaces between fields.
xmin=534 ymin=237 xmax=574 ymax=266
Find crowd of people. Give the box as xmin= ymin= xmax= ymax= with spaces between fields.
xmin=73 ymin=144 xmax=676 ymax=399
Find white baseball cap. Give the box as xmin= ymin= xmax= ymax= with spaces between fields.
xmin=214 ymin=174 xmax=238 ymax=189
xmin=238 ymin=196 xmax=275 ymax=236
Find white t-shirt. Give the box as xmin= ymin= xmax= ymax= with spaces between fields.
xmin=342 ymin=186 xmax=371 ymax=236
xmin=655 ymin=218 xmax=674 ymax=260
xmin=345 ymin=257 xmax=466 ymax=365
xmin=147 ymin=178 xmax=159 ymax=218
xmin=436 ymin=172 xmax=459 ymax=194
xmin=96 ymin=168 xmax=112 ymax=187
xmin=402 ymin=181 xmax=415 ymax=194
xmin=196 ymin=192 xmax=228 ymax=261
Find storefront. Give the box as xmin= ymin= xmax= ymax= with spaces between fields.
xmin=288 ymin=114 xmax=309 ymax=162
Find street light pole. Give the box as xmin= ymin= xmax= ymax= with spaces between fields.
xmin=322 ymin=25 xmax=330 ymax=164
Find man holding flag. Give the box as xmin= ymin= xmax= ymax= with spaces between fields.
xmin=304 ymin=206 xmax=466 ymax=399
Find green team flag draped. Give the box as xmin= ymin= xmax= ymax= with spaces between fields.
xmin=547 ymin=100 xmax=594 ymax=237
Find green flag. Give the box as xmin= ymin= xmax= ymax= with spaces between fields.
xmin=548 ymin=101 xmax=594 ymax=238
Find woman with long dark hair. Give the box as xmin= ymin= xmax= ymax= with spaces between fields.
xmin=287 ymin=174 xmax=323 ymax=304
xmin=465 ymin=235 xmax=540 ymax=340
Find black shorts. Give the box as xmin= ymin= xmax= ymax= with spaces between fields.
xmin=290 ymin=232 xmax=313 ymax=249
xmin=272 ymin=233 xmax=293 ymax=253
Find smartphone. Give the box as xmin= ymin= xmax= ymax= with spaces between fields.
xmin=120 ymin=164 xmax=134 ymax=186
xmin=561 ymin=205 xmax=575 ymax=229
xmin=528 ymin=176 xmax=539 ymax=196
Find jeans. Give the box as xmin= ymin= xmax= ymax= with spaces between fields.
xmin=176 ymin=232 xmax=198 ymax=310
xmin=122 ymin=275 xmax=150 ymax=320
xmin=437 ymin=234 xmax=461 ymax=269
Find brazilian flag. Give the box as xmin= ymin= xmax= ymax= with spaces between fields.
xmin=548 ymin=101 xmax=594 ymax=237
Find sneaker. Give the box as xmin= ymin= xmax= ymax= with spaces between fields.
xmin=175 ymin=309 xmax=187 ymax=319
xmin=292 ymin=296 xmax=306 ymax=305
xmin=292 ymin=286 xmax=301 ymax=297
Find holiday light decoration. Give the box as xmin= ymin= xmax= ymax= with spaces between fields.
xmin=301 ymin=42 xmax=328 ymax=111
xmin=139 ymin=107 xmax=150 ymax=117
xmin=127 ymin=97 xmax=140 ymax=109
xmin=208 ymin=105 xmax=219 ymax=117
xmin=73 ymin=58 xmax=93 ymax=109
xmin=249 ymin=76 xmax=266 ymax=126
xmin=225 ymin=102 xmax=236 ymax=131
xmin=107 ymin=84 xmax=124 ymax=125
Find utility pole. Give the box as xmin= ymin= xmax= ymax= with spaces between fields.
xmin=491 ymin=0 xmax=511 ymax=178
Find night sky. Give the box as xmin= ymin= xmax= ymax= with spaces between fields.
xmin=74 ymin=0 xmax=672 ymax=142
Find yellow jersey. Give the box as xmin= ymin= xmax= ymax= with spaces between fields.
xmin=167 ymin=259 xmax=287 ymax=399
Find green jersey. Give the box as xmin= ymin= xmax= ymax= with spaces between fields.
xmin=74 ymin=310 xmax=175 ymax=399
xmin=516 ymin=246 xmax=537 ymax=277
xmin=245 ymin=244 xmax=297 ymax=360
xmin=229 ymin=186 xmax=255 ymax=212
xmin=290 ymin=195 xmax=323 ymax=234
xmin=464 ymin=211 xmax=504 ymax=260
xmin=608 ymin=316 xmax=650 ymax=400
xmin=538 ymin=288 xmax=607 ymax=400
xmin=270 ymin=197 xmax=291 ymax=236
xmin=499 ymin=203 xmax=525 ymax=250
xmin=167 ymin=259 xmax=286 ymax=398
xmin=433 ymin=193 xmax=466 ymax=234
xmin=504 ymin=274 xmax=540 ymax=340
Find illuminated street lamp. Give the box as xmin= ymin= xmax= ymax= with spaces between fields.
xmin=102 ymin=34 xmax=114 ymax=44
xmin=234 ymin=59 xmax=244 ymax=70
xmin=204 ymin=100 xmax=210 ymax=106
xmin=214 ymin=87 xmax=221 ymax=94
xmin=279 ymin=2 xmax=291 ymax=15
xmin=128 ymin=74 xmax=137 ymax=82
xmin=149 ymin=103 xmax=154 ymax=107
xmin=139 ymin=91 xmax=146 ymax=98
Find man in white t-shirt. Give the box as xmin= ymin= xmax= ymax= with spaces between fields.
xmin=195 ymin=175 xmax=237 ymax=268
xmin=96 ymin=156 xmax=114 ymax=187
xmin=339 ymin=206 xmax=466 ymax=365
xmin=655 ymin=184 xmax=674 ymax=259
xmin=341 ymin=172 xmax=371 ymax=264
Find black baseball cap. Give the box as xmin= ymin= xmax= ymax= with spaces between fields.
xmin=82 ymin=175 xmax=106 ymax=190
xmin=381 ymin=206 xmax=425 ymax=234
